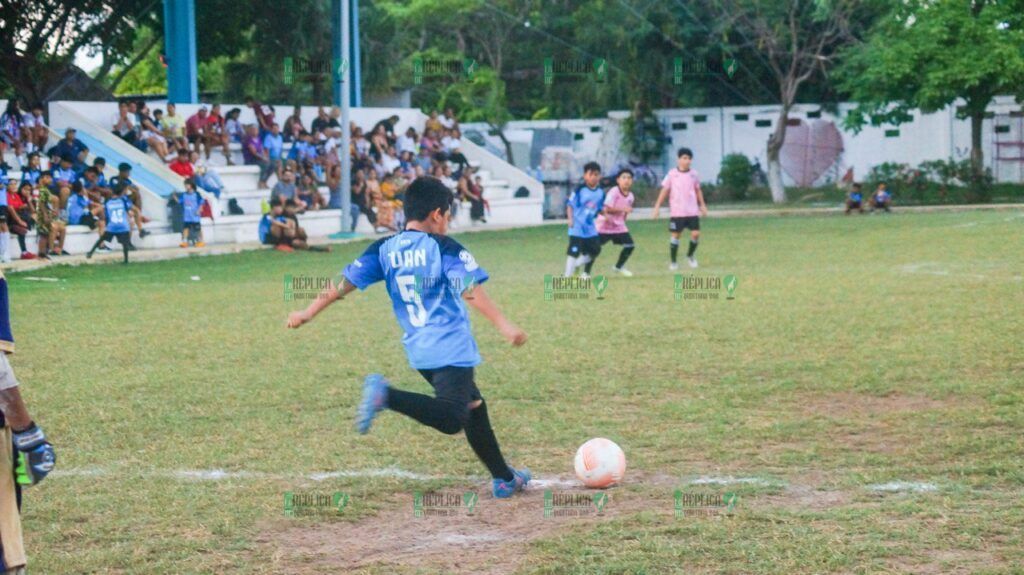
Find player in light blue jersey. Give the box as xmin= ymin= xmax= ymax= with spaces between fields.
xmin=287 ymin=177 xmax=531 ymax=498
xmin=564 ymin=161 xmax=605 ymax=278
xmin=86 ymin=183 xmax=134 ymax=263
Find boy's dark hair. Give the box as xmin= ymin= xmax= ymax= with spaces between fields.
xmin=284 ymin=198 xmax=297 ymax=208
xmin=183 ymin=177 xmax=196 ymax=189
xmin=677 ymin=147 xmax=693 ymax=158
xmin=269 ymin=197 xmax=282 ymax=208
xmin=852 ymin=183 xmax=862 ymax=190
xmin=118 ymin=162 xmax=132 ymax=172
xmin=94 ymin=157 xmax=106 ymax=166
xmin=72 ymin=181 xmax=83 ymax=193
xmin=113 ymin=183 xmax=127 ymax=196
xmin=84 ymin=166 xmax=98 ymax=175
xmin=583 ymin=161 xmax=601 ymax=174
xmin=404 ymin=177 xmax=452 ymax=222
xmin=60 ymin=153 xmax=72 ymax=163
xmin=617 ymin=167 xmax=634 ymax=179
xmin=39 ymin=170 xmax=52 ymax=178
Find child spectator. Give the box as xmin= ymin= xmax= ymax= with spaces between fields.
xmin=24 ymin=104 xmax=48 ymax=152
xmin=280 ymin=199 xmax=330 ymax=252
xmin=846 ymin=183 xmax=865 ymax=215
xmin=66 ymin=181 xmax=105 ymax=240
xmin=169 ymin=148 xmax=194 ymax=179
xmin=258 ymin=198 xmax=291 ymax=251
xmin=179 ymin=179 xmax=205 ymax=248
xmin=225 ymin=108 xmax=244 ymax=143
xmin=870 ymin=183 xmax=892 ymax=213
xmin=8 ymin=182 xmax=35 ymax=259
xmin=296 ymin=173 xmax=323 ymax=211
xmin=19 ymin=153 xmax=42 ymax=187
xmin=34 ymin=179 xmax=66 ymax=259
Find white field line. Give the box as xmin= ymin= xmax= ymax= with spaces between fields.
xmin=53 ymin=466 xmax=480 ymax=482
xmin=688 ymin=476 xmax=778 ymax=486
xmin=866 ymin=481 xmax=939 ymax=493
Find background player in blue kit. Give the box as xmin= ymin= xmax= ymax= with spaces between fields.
xmin=564 ymin=161 xmax=605 ymax=278
xmin=86 ymin=183 xmax=134 ymax=263
xmin=287 ymin=177 xmax=531 ymax=499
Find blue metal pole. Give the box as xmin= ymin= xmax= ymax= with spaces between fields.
xmin=163 ymin=0 xmax=198 ymax=103
xmin=350 ymin=0 xmax=362 ymax=107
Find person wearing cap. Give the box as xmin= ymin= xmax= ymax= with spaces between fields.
xmin=46 ymin=128 xmax=86 ymax=165
xmin=108 ymin=163 xmax=151 ymax=238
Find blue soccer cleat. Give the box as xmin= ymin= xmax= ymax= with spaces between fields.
xmin=492 ymin=467 xmax=531 ymax=498
xmin=356 ymin=374 xmax=390 ymax=434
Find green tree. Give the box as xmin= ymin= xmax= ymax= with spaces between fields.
xmin=839 ymin=0 xmax=1024 ymax=200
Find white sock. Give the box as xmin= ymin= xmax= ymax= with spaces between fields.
xmin=0 ymin=233 xmax=10 ymax=262
xmin=564 ymin=256 xmax=576 ymax=276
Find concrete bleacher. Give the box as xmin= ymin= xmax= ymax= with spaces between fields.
xmin=2 ymin=101 xmax=543 ymax=257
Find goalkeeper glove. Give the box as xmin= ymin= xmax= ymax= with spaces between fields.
xmin=13 ymin=422 xmax=55 ymax=486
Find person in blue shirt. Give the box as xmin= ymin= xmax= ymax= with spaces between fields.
xmin=564 ymin=161 xmax=605 ymax=277
xmin=262 ymin=123 xmax=284 ymax=180
xmin=18 ymin=153 xmax=41 ymax=186
xmin=287 ymin=177 xmax=531 ymax=499
xmin=66 ymin=181 xmax=103 ymax=237
xmin=86 ymin=184 xmax=134 ymax=263
xmin=178 ymin=178 xmax=206 ymax=248
xmin=870 ymin=182 xmax=892 ymax=213
xmin=846 ymin=183 xmax=865 ymax=215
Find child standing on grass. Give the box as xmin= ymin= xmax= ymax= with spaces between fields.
xmin=179 ymin=179 xmax=206 ymax=248
xmin=595 ymin=168 xmax=637 ymax=277
xmin=564 ymin=161 xmax=605 ymax=278
xmin=653 ymin=147 xmax=707 ymax=270
xmin=287 ymin=177 xmax=531 ymax=499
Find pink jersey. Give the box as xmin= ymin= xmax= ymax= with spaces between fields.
xmin=596 ymin=186 xmax=634 ymax=234
xmin=661 ymin=168 xmax=702 ymax=217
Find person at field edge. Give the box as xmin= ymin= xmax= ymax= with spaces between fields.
xmin=178 ymin=178 xmax=206 ymax=248
xmin=0 ymin=269 xmax=58 ymax=575
xmin=870 ymin=182 xmax=892 ymax=213
xmin=564 ymin=161 xmax=605 ymax=278
xmin=286 ymin=177 xmax=531 ymax=499
xmin=86 ymin=184 xmax=134 ymax=264
xmin=846 ymin=183 xmax=866 ymax=215
xmin=595 ymin=168 xmax=637 ymax=277
xmin=653 ymin=147 xmax=707 ymax=270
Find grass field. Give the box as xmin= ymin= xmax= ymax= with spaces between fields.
xmin=9 ymin=209 xmax=1024 ymax=574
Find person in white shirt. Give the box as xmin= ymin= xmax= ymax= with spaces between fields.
xmin=396 ymin=127 xmax=418 ymax=155
xmin=380 ymin=146 xmax=401 ymax=174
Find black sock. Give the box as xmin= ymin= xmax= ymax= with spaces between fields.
xmin=687 ymin=239 xmax=698 ymax=257
xmin=87 ymin=237 xmax=103 ymax=257
xmin=670 ymin=241 xmax=679 ymax=263
xmin=122 ymin=240 xmax=129 ymax=263
xmin=615 ymin=246 xmax=634 ymax=269
xmin=584 ymin=258 xmax=595 ymax=274
xmin=386 ymin=387 xmax=467 ymax=435
xmin=16 ymin=235 xmax=26 ymax=252
xmin=465 ymin=401 xmax=513 ymax=481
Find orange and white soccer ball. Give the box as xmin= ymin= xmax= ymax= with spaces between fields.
xmin=574 ymin=438 xmax=626 ymax=488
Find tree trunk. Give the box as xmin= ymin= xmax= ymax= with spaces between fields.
xmin=491 ymin=122 xmax=514 ymax=165
xmin=766 ymin=107 xmax=790 ymax=203
xmin=970 ymin=111 xmax=984 ymax=178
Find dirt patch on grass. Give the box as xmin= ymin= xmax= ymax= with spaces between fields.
xmin=800 ymin=391 xmax=951 ymax=418
xmin=260 ymin=474 xmax=656 ymax=575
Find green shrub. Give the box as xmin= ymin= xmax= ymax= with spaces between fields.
xmin=718 ymin=154 xmax=753 ymax=201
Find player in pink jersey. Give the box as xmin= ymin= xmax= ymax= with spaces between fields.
xmin=595 ymin=168 xmax=637 ymax=276
xmin=653 ymin=147 xmax=707 ymax=270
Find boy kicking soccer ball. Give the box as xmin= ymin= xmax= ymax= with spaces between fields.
xmin=653 ymin=147 xmax=707 ymax=270
xmin=564 ymin=161 xmax=605 ymax=278
xmin=287 ymin=177 xmax=531 ymax=499
xmin=595 ymin=168 xmax=637 ymax=277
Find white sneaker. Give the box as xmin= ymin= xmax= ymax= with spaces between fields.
xmin=669 ymin=262 xmax=679 ymax=271
xmin=688 ymin=257 xmax=699 ymax=268
xmin=613 ymin=266 xmax=634 ymax=277
xmin=579 ymin=272 xmax=591 ymax=280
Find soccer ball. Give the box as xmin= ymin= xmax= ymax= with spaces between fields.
xmin=574 ymin=438 xmax=626 ymax=488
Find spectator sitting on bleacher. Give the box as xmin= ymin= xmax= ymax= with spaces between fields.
xmin=290 ymin=131 xmax=319 ymax=176
xmin=225 ymin=108 xmax=244 ymax=143
xmin=310 ymin=107 xmax=331 ymax=134
xmin=34 ymin=175 xmax=67 ymax=259
xmin=258 ymin=198 xmax=291 ymax=251
xmin=440 ymin=107 xmax=458 ymax=130
xmin=19 ymin=152 xmax=42 ymax=186
xmin=242 ymin=124 xmax=271 ymax=190
xmin=424 ymin=110 xmax=443 ymax=135
xmin=9 ymin=182 xmax=36 ymax=259
xmin=161 ymin=103 xmax=187 ymax=151
xmin=296 ymin=172 xmax=323 ymax=212
xmin=47 ymin=128 xmax=86 ymax=167
xmin=185 ymin=107 xmax=209 ymax=158
xmin=111 ymin=101 xmax=137 ymax=147
xmin=397 ymin=127 xmax=418 ymax=156
xmin=380 ymin=145 xmax=401 ymax=175
xmin=66 ymin=181 xmax=105 ymax=239
xmin=137 ymin=103 xmax=171 ymax=162
xmin=271 ymin=167 xmax=300 ymax=207
xmin=283 ymin=105 xmax=304 ymax=143
xmin=79 ymin=167 xmax=110 ymax=201
xmin=369 ymin=124 xmax=388 ymax=162
xmin=52 ymin=154 xmax=77 ymax=207
xmin=204 ymin=104 xmax=233 ymax=165
xmin=91 ymin=157 xmax=110 ymax=194
xmin=1 ymin=101 xmax=27 ymax=164
xmin=169 ymin=148 xmax=194 ymax=179
xmin=189 ymin=151 xmax=225 ymax=199
xmin=280 ymin=199 xmax=330 ymax=252
xmin=24 ymin=104 xmax=48 ymax=153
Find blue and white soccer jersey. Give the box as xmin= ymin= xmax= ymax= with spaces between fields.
xmin=105 ymin=197 xmax=133 ymax=234
xmin=342 ymin=231 xmax=489 ymax=369
xmin=182 ymin=191 xmax=203 ymax=224
xmin=567 ymin=185 xmax=605 ymax=238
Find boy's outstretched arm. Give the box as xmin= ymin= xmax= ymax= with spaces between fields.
xmin=287 ymin=277 xmax=358 ymax=328
xmin=464 ymin=285 xmax=527 ymax=346
xmin=652 ymin=186 xmax=669 ymax=218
